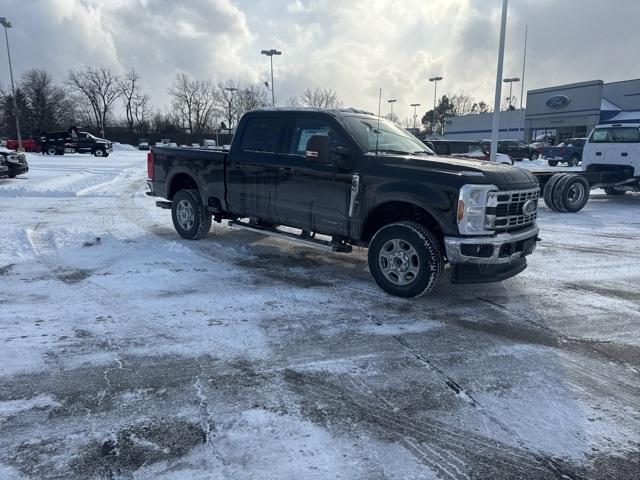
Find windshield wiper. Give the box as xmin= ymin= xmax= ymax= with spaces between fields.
xmin=372 ymin=149 xmax=414 ymax=155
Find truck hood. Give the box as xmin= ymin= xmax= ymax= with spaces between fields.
xmin=378 ymin=154 xmax=538 ymax=190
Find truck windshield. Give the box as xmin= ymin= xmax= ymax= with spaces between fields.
xmin=341 ymin=116 xmax=434 ymax=155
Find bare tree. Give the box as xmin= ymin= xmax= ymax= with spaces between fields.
xmin=236 ymin=84 xmax=269 ymax=121
xmin=168 ymin=73 xmax=216 ymax=134
xmin=384 ymin=112 xmax=400 ymax=123
xmin=18 ymin=70 xmax=71 ymax=133
xmin=471 ymin=100 xmax=490 ymax=114
xmin=67 ymin=67 xmax=121 ymax=137
xmin=214 ymin=79 xmax=242 ymax=134
xmin=298 ymin=87 xmax=343 ymax=109
xmin=450 ymin=92 xmax=476 ymax=117
xmin=118 ymin=68 xmax=150 ymax=135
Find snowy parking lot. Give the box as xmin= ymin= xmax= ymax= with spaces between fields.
xmin=0 ymin=150 xmax=639 ymax=479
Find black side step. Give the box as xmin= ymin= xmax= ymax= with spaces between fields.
xmin=228 ymin=220 xmax=352 ymax=253
xmin=156 ymin=201 xmax=172 ymax=209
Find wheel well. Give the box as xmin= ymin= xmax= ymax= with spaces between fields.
xmin=168 ymin=173 xmax=198 ymax=200
xmin=360 ymin=202 xmax=443 ymax=245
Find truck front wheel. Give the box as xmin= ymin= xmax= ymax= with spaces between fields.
xmin=368 ymin=222 xmax=444 ymax=298
xmin=171 ymin=189 xmax=212 ymax=240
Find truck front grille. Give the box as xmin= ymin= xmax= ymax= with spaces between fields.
xmin=486 ymin=187 xmax=539 ymax=232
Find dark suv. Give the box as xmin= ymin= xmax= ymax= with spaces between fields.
xmin=481 ymin=139 xmax=537 ymax=161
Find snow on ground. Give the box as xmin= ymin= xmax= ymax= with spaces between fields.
xmin=0 ymin=153 xmax=639 ymax=479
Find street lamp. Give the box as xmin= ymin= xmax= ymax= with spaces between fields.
xmin=503 ymin=77 xmax=520 ymax=110
xmin=410 ymin=103 xmax=421 ymax=130
xmin=261 ymin=49 xmax=282 ymax=107
xmin=429 ymin=76 xmax=443 ymax=135
xmin=225 ymin=87 xmax=237 ymax=137
xmin=1 ymin=17 xmax=22 ymax=151
xmin=387 ymin=99 xmax=397 ymax=117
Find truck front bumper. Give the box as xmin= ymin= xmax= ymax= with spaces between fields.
xmin=444 ymin=226 xmax=539 ymax=284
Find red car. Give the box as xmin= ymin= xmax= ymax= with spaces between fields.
xmin=5 ymin=138 xmax=39 ymax=152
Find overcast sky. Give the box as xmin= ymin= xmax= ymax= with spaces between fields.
xmin=2 ymin=0 xmax=640 ymax=121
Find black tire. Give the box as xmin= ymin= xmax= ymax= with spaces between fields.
xmin=171 ymin=189 xmax=212 ymax=240
xmin=94 ymin=148 xmax=106 ymax=157
xmin=543 ymin=173 xmax=566 ymax=211
xmin=46 ymin=146 xmax=57 ymax=156
xmin=567 ymin=155 xmax=579 ymax=167
xmin=368 ymin=221 xmax=444 ymax=298
xmin=604 ymin=187 xmax=626 ymax=196
xmin=548 ymin=160 xmax=558 ymax=167
xmin=529 ymin=153 xmax=536 ymax=161
xmin=553 ymin=174 xmax=590 ymax=213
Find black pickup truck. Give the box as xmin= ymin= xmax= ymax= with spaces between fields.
xmin=148 ymin=108 xmax=540 ymax=297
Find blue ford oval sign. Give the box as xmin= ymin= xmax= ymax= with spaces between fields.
xmin=547 ymin=94 xmax=571 ymax=108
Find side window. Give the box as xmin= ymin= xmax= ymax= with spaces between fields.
xmin=590 ymin=127 xmax=640 ymax=143
xmin=240 ymin=116 xmax=285 ymax=152
xmin=289 ymin=118 xmax=346 ymax=156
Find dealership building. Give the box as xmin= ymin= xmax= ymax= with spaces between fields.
xmin=444 ymin=78 xmax=640 ymax=144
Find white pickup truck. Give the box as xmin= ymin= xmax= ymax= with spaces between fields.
xmin=533 ymin=123 xmax=640 ymax=212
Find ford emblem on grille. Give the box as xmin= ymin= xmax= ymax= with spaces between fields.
xmin=522 ymin=199 xmax=536 ymax=215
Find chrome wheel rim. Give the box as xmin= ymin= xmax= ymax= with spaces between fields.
xmin=566 ymin=183 xmax=586 ymax=207
xmin=176 ymin=199 xmax=195 ymax=231
xmin=379 ymin=239 xmax=420 ymax=286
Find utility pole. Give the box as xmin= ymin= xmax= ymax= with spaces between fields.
xmin=261 ymin=49 xmax=282 ymax=107
xmin=410 ymin=103 xmax=421 ymax=131
xmin=225 ymin=87 xmax=237 ymax=137
xmin=1 ymin=17 xmax=22 ymax=151
xmin=520 ymin=25 xmax=528 ymax=110
xmin=387 ymin=99 xmax=397 ymax=118
xmin=429 ymin=76 xmax=443 ymax=135
xmin=490 ymin=0 xmax=508 ymax=163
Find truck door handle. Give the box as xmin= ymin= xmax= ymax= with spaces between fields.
xmin=279 ymin=166 xmax=294 ymax=172
xmin=621 ymin=152 xmax=628 ymax=157
xmin=595 ymin=152 xmax=602 ymax=156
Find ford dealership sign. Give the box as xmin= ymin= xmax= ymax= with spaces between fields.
xmin=547 ymin=94 xmax=571 ymax=108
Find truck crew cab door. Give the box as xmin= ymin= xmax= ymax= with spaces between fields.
xmin=275 ymin=116 xmax=353 ymax=236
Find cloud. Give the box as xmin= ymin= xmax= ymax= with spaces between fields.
xmin=2 ymin=0 xmax=640 ymax=121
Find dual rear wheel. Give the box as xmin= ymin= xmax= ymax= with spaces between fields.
xmin=543 ymin=173 xmax=590 ymax=212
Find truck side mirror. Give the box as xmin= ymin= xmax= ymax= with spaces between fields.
xmin=305 ymin=135 xmax=330 ymax=164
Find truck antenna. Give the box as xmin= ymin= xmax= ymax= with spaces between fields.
xmin=375 ymin=88 xmax=382 ymax=155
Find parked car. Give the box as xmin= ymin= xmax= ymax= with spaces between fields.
xmin=481 ymin=139 xmax=537 ymax=161
xmin=427 ymin=139 xmax=513 ymax=165
xmin=542 ymin=138 xmax=586 ymax=167
xmin=40 ymin=126 xmax=112 ymax=157
xmin=147 ymin=108 xmax=540 ymax=298
xmin=5 ymin=138 xmax=39 ymax=152
xmin=138 ymin=141 xmax=150 ymax=151
xmin=0 ymin=153 xmax=9 ymax=178
xmin=0 ymin=146 xmax=29 ymax=178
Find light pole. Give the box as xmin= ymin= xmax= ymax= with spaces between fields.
xmin=429 ymin=76 xmax=443 ymax=135
xmin=410 ymin=103 xmax=421 ymax=131
xmin=225 ymin=87 xmax=237 ymax=137
xmin=387 ymin=99 xmax=397 ymax=118
xmin=261 ymin=49 xmax=282 ymax=107
xmin=490 ymin=0 xmax=509 ymax=163
xmin=1 ymin=17 xmax=21 ymax=151
xmin=503 ymin=77 xmax=520 ymax=110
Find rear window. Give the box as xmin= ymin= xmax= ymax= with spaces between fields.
xmin=240 ymin=116 xmax=286 ymax=152
xmin=590 ymin=127 xmax=640 ymax=143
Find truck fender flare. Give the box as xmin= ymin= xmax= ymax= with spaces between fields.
xmin=166 ymin=168 xmax=206 ymax=201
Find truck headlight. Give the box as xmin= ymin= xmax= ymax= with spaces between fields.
xmin=457 ymin=184 xmax=497 ymax=235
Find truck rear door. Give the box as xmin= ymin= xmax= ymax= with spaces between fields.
xmin=226 ymin=115 xmax=287 ymax=220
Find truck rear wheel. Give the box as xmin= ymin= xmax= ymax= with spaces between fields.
xmin=543 ymin=173 xmax=566 ymax=211
xmin=547 ymin=160 xmax=558 ymax=167
xmin=553 ymin=174 xmax=590 ymax=213
xmin=368 ymin=222 xmax=443 ymax=298
xmin=171 ymin=189 xmax=212 ymax=240
xmin=46 ymin=146 xmax=58 ymax=156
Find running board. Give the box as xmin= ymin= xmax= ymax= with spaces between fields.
xmin=228 ymin=220 xmax=352 ymax=253
xmin=156 ymin=201 xmax=172 ymax=209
